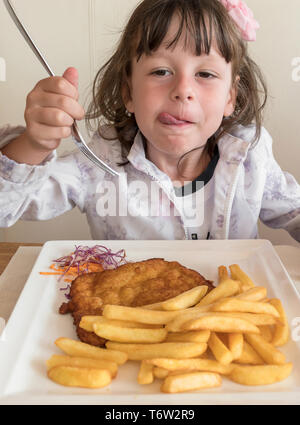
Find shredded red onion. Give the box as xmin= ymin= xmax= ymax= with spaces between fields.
xmin=54 ymin=244 xmax=127 ymax=279
xmin=60 ymin=285 xmax=71 ymax=300
xmin=54 ymin=245 xmax=127 ymax=300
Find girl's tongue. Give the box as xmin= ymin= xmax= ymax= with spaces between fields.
xmin=158 ymin=112 xmax=189 ymax=125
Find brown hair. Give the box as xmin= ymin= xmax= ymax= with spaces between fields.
xmin=86 ymin=0 xmax=267 ymax=164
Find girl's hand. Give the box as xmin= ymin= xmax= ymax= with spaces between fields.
xmin=24 ymin=67 xmax=85 ymax=152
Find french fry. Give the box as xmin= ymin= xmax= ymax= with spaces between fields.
xmin=181 ymin=313 xmax=260 ymax=334
xmin=235 ymin=341 xmax=264 ymax=365
xmin=229 ymin=363 xmax=293 ymax=386
xmin=147 ymin=358 xmax=233 ymax=375
xmin=138 ymin=360 xmax=154 ymax=385
xmin=79 ymin=315 xmax=105 ymax=331
xmin=235 ymin=287 xmax=267 ymax=302
xmin=141 ymin=301 xmax=164 ymax=310
xmin=165 ymin=299 xmax=258 ymax=332
xmin=216 ymin=332 xmax=228 ymax=345
xmin=141 ymin=286 xmax=208 ymax=311
xmin=208 ymin=332 xmax=233 ymax=365
xmin=105 ymin=342 xmax=207 ymax=360
xmin=46 ymin=354 xmax=118 ymax=378
xmin=165 ymin=308 xmax=215 ymax=332
xmin=161 ymin=372 xmax=222 ymax=393
xmin=93 ymin=322 xmax=167 ymax=344
xmin=167 ymin=369 xmax=205 ymax=376
xmin=228 ymin=333 xmax=243 ymax=360
xmin=212 ymin=312 xmax=278 ymax=326
xmin=161 ymin=286 xmax=208 ymax=310
xmin=153 ymin=367 xmax=170 ymax=379
xmin=229 ymin=264 xmax=255 ymax=291
xmin=212 ymin=298 xmax=280 ymax=318
xmin=167 ymin=310 xmax=277 ymax=332
xmin=245 ymin=334 xmax=286 ymax=365
xmin=269 ymin=299 xmax=290 ymax=346
xmin=80 ymin=315 xmax=162 ymax=331
xmin=55 ymin=337 xmax=128 ymax=365
xmin=196 ymin=279 xmax=240 ymax=306
xmin=48 ymin=366 xmax=112 ymax=389
xmin=259 ymin=325 xmax=273 ymax=343
xmin=165 ymin=330 xmax=210 ymax=343
xmin=103 ymin=305 xmax=179 ymax=325
xmin=218 ymin=266 xmax=230 ymax=283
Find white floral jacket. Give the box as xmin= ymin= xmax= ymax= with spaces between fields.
xmin=0 ymin=123 xmax=300 ymax=242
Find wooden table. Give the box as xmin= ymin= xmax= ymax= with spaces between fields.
xmin=0 ymin=243 xmax=42 ymax=275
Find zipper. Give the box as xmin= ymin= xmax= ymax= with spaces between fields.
xmin=222 ymin=163 xmax=242 ymax=239
xmin=138 ymin=169 xmax=192 ymax=240
xmin=144 ymin=170 xmax=188 ymax=236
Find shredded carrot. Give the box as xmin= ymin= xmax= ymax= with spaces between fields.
xmin=40 ymin=262 xmax=104 ymax=281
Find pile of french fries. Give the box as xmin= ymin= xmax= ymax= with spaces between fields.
xmin=46 ymin=264 xmax=293 ymax=393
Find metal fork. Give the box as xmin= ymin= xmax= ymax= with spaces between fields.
xmin=3 ymin=0 xmax=120 ymax=177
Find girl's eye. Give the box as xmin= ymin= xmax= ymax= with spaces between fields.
xmin=151 ymin=69 xmax=171 ymax=77
xmin=151 ymin=69 xmax=216 ymax=78
xmin=197 ymin=71 xmax=216 ymax=79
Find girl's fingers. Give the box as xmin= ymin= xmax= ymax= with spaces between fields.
xmin=27 ymin=121 xmax=72 ymax=142
xmin=62 ymin=67 xmax=79 ymax=89
xmin=26 ymin=107 xmax=75 ymax=128
xmin=34 ymin=76 xmax=79 ymax=100
xmin=24 ymin=72 xmax=83 ymax=149
xmin=27 ymin=92 xmax=85 ymax=121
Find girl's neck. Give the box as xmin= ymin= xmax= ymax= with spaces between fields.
xmin=145 ymin=143 xmax=210 ymax=187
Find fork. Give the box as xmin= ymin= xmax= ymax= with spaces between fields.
xmin=3 ymin=0 xmax=120 ymax=177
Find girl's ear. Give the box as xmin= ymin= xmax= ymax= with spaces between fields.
xmin=122 ymin=78 xmax=134 ymax=113
xmin=224 ymin=75 xmax=240 ymax=117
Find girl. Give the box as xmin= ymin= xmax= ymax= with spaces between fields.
xmin=0 ymin=0 xmax=300 ymax=242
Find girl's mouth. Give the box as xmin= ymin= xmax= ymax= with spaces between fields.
xmin=158 ymin=112 xmax=193 ymax=126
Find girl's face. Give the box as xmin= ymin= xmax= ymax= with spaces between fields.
xmin=125 ymin=16 xmax=237 ymax=167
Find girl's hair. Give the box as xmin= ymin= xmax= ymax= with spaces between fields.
xmin=86 ymin=0 xmax=267 ymax=164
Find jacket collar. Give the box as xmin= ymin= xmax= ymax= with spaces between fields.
xmin=218 ymin=132 xmax=252 ymax=164
xmin=127 ymin=127 xmax=253 ymax=177
xmin=127 ymin=131 xmax=173 ymax=187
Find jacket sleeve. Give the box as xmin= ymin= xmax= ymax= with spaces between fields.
xmin=0 ymin=125 xmax=86 ymax=227
xmin=259 ymin=129 xmax=300 ymax=242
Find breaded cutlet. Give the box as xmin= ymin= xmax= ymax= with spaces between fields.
xmin=59 ymin=258 xmax=214 ymax=346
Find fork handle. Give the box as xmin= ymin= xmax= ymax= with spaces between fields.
xmin=3 ymin=0 xmax=55 ymax=77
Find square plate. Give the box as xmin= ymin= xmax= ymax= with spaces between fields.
xmin=0 ymin=239 xmax=299 ymax=405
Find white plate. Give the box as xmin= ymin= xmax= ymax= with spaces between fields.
xmin=0 ymin=239 xmax=299 ymax=405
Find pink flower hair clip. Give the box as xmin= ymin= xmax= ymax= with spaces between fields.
xmin=219 ymin=0 xmax=259 ymax=41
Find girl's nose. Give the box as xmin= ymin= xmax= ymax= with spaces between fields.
xmin=171 ymin=75 xmax=195 ymax=102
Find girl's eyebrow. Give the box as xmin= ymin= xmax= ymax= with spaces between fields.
xmin=148 ymin=49 xmax=225 ymax=66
